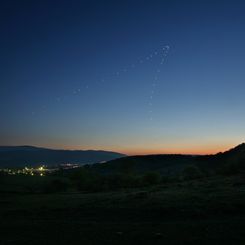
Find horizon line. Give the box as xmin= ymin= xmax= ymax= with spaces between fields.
xmin=1 ymin=142 xmax=243 ymax=156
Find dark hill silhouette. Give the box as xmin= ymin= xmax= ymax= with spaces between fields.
xmin=0 ymin=146 xmax=126 ymax=167
xmin=0 ymin=146 xmax=48 ymax=152
xmin=196 ymin=143 xmax=245 ymax=168
xmin=93 ymin=154 xmax=197 ymax=175
xmin=1 ymin=143 xmax=245 ymax=172
xmin=91 ymin=143 xmax=245 ymax=175
xmin=220 ymin=143 xmax=245 ymax=157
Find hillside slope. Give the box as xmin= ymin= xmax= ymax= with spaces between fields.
xmin=92 ymin=143 xmax=245 ymax=175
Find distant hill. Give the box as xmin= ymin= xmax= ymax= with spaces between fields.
xmin=91 ymin=143 xmax=245 ymax=175
xmin=0 ymin=146 xmax=126 ymax=167
xmin=2 ymin=143 xmax=245 ymax=172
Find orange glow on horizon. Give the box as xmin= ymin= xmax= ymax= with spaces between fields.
xmin=37 ymin=142 xmax=238 ymax=156
xmin=123 ymin=148 xmax=224 ymax=156
xmin=120 ymin=143 xmax=236 ymax=156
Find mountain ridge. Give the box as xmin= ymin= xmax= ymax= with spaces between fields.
xmin=0 ymin=146 xmax=126 ymax=167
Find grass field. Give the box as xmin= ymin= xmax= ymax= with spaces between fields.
xmin=1 ymin=175 xmax=245 ymax=244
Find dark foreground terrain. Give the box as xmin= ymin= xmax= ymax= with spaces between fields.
xmin=1 ymin=174 xmax=245 ymax=245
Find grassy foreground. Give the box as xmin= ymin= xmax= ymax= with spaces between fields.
xmin=1 ymin=175 xmax=245 ymax=244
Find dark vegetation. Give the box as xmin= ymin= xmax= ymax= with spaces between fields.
xmin=1 ymin=143 xmax=245 ymax=244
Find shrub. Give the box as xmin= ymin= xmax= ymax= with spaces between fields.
xmin=182 ymin=165 xmax=203 ymax=180
xmin=141 ymin=172 xmax=161 ymax=186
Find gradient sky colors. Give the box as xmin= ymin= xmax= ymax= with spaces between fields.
xmin=1 ymin=0 xmax=245 ymax=155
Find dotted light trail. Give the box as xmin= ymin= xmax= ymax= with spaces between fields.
xmin=35 ymin=45 xmax=170 ymax=122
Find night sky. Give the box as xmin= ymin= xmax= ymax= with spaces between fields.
xmin=1 ymin=0 xmax=245 ymax=155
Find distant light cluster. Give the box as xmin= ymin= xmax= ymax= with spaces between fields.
xmin=0 ymin=165 xmax=48 ymax=176
xmin=0 ymin=163 xmax=80 ymax=176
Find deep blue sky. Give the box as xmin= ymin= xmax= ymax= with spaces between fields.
xmin=1 ymin=0 xmax=245 ymax=154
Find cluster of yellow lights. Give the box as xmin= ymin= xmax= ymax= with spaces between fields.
xmin=0 ymin=165 xmax=47 ymax=176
